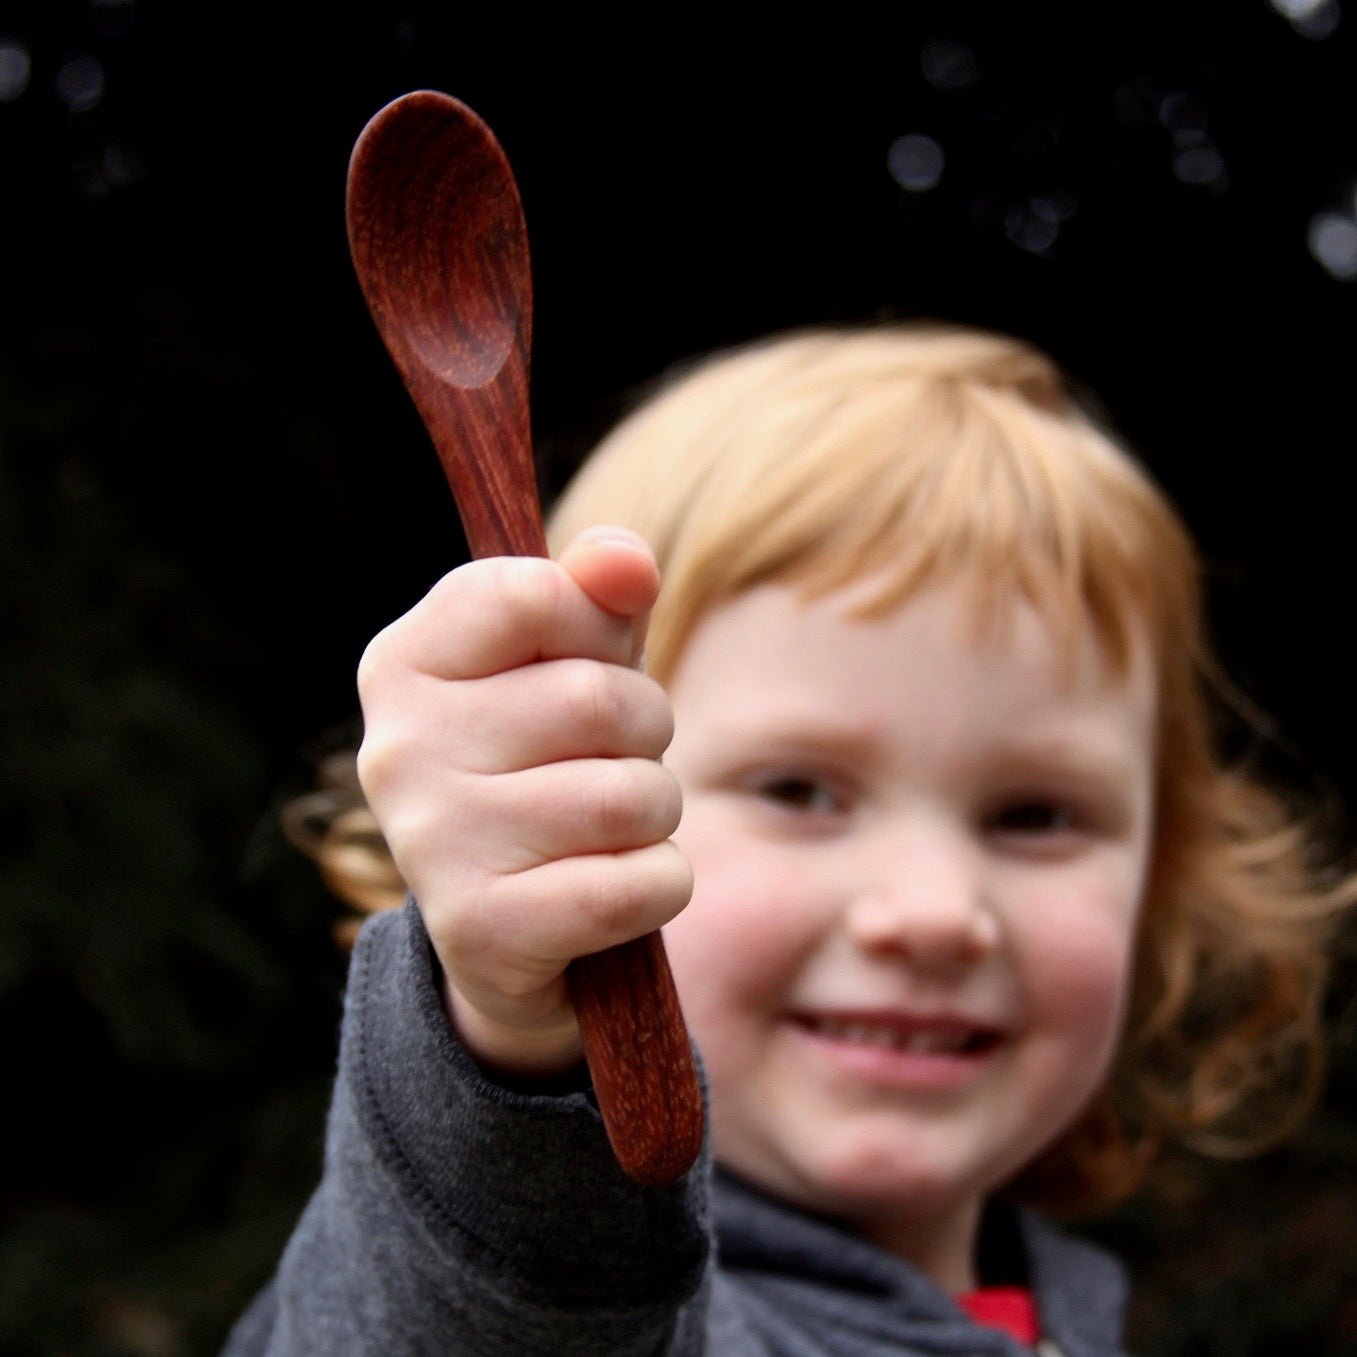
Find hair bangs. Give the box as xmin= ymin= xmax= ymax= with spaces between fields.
xmin=552 ymin=329 xmax=1181 ymax=688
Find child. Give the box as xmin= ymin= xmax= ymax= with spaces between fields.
xmin=228 ymin=325 xmax=1351 ymax=1355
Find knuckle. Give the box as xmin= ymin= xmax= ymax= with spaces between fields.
xmin=586 ymin=759 xmax=642 ymax=840
xmin=558 ymin=660 xmax=617 ymax=738
xmin=581 ymin=870 xmax=649 ymax=939
xmin=425 ymin=559 xmax=564 ymax=660
xmin=354 ymin=732 xmax=392 ymax=799
xmin=355 ymin=630 xmax=393 ymax=704
xmin=356 ymin=728 xmax=460 ymax=822
xmin=426 ymin=560 xmax=486 ymax=610
xmin=602 ymin=760 xmax=676 ymax=838
xmin=674 ymin=840 xmax=696 ymax=894
xmin=579 ymin=841 xmax=693 ymax=941
xmin=491 ymin=556 xmax=565 ymax=628
xmin=659 ymin=841 xmax=696 ymax=916
xmin=646 ymin=682 xmax=676 ymax=753
xmin=654 ymin=767 xmax=684 ymax=838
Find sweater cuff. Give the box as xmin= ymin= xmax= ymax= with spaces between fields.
xmin=342 ymin=901 xmax=710 ymax=1309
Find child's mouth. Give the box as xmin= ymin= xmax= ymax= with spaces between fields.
xmin=794 ymin=1014 xmax=1000 ymax=1056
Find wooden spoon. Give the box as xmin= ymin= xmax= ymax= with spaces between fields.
xmin=345 ymin=90 xmax=704 ymax=1187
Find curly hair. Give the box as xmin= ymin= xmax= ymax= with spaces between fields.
xmin=295 ymin=324 xmax=1352 ymax=1215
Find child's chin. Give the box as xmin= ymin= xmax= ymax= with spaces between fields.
xmin=806 ymin=1129 xmax=1003 ymax=1213
xmin=713 ymin=1113 xmax=1000 ymax=1225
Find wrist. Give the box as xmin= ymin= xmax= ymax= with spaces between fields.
xmin=442 ymin=972 xmax=586 ymax=1080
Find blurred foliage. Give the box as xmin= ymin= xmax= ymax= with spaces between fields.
xmin=0 ymin=395 xmax=348 ymax=1352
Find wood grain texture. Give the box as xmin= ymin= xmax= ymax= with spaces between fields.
xmin=345 ymin=90 xmax=704 ymax=1186
xmin=346 ymin=90 xmax=544 ymax=558
xmin=570 ymin=933 xmax=705 ymax=1186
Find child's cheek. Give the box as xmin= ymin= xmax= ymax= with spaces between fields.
xmin=1016 ymin=873 xmax=1141 ymax=1064
xmin=664 ymin=831 xmax=822 ymax=1039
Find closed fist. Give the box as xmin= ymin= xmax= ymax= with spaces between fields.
xmin=355 ymin=528 xmax=692 ymax=1076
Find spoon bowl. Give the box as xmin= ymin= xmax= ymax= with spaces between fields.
xmin=347 ymin=90 xmax=541 ymax=557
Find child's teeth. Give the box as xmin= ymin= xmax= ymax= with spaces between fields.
xmin=905 ymin=1032 xmax=961 ymax=1053
xmin=811 ymin=1019 xmax=973 ymax=1052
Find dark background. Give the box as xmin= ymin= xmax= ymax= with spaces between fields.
xmin=3 ymin=2 xmax=1357 ymax=1353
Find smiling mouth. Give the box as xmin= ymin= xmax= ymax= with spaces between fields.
xmin=794 ymin=1015 xmax=1000 ymax=1055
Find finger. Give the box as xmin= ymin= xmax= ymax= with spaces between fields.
xmin=471 ymin=758 xmax=684 ymax=872
xmin=470 ymin=839 xmax=695 ymax=965
xmin=557 ymin=527 xmax=659 ymax=668
xmin=556 ymin=526 xmax=660 ymax=621
xmin=361 ymin=555 xmax=636 ymax=684
xmin=438 ymin=659 xmax=675 ymax=772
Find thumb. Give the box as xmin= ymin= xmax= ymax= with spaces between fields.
xmin=556 ymin=526 xmax=659 ymax=666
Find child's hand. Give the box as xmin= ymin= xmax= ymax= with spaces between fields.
xmin=355 ymin=528 xmax=692 ymax=1078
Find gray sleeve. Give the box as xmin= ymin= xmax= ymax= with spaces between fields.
xmin=223 ymin=901 xmax=712 ymax=1357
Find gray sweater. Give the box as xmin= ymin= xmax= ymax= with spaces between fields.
xmin=224 ymin=902 xmax=1130 ymax=1356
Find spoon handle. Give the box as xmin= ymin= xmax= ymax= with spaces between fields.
xmin=437 ymin=398 xmax=705 ymax=1188
xmin=406 ymin=373 xmax=548 ymax=560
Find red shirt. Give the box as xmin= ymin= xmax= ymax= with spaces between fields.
xmin=958 ymin=1285 xmax=1041 ymax=1346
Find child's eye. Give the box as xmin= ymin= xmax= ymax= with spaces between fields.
xmin=748 ymin=774 xmax=846 ymax=815
xmin=986 ymin=798 xmax=1079 ymax=837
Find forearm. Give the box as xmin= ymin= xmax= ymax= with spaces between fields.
xmin=225 ymin=902 xmax=710 ymax=1356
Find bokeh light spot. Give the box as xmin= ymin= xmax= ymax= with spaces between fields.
xmin=887 ymin=134 xmax=945 ymax=192
xmin=1173 ymin=144 xmax=1228 ymax=189
xmin=1271 ymin=0 xmax=1342 ymax=36
xmin=55 ymin=52 xmax=104 ymax=112
xmin=1004 ymin=199 xmax=1059 ymax=255
xmin=1308 ymin=211 xmax=1357 ymax=280
xmin=1029 ymin=192 xmax=1078 ymax=224
xmin=0 ymin=37 xmax=31 ymax=102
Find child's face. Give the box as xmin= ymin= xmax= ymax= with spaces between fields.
xmin=660 ymin=572 xmax=1156 ymax=1286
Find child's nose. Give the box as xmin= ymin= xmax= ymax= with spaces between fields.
xmin=844 ymin=820 xmax=999 ymax=971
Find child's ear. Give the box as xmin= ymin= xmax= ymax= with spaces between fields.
xmin=556 ymin=526 xmax=659 ymax=667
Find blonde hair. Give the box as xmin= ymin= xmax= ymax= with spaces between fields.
xmin=300 ymin=324 xmax=1352 ymax=1214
